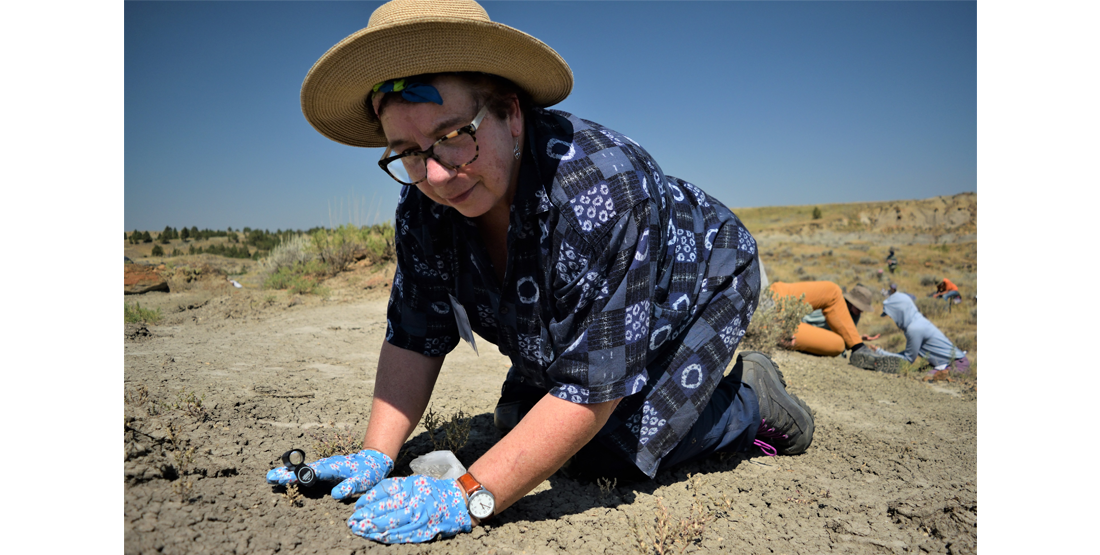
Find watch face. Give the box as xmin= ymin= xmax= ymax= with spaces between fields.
xmin=468 ymin=489 xmax=495 ymax=519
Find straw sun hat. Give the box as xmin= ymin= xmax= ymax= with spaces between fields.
xmin=301 ymin=0 xmax=574 ymax=148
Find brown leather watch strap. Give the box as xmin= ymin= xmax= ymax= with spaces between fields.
xmin=457 ymin=472 xmax=480 ymax=498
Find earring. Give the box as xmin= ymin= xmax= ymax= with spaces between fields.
xmin=513 ymin=141 xmax=521 ymax=159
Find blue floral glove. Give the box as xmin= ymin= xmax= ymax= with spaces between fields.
xmin=265 ymin=449 xmax=393 ymax=500
xmin=347 ymin=475 xmax=473 ymax=544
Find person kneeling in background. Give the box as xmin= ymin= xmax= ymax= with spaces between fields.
xmin=869 ymin=293 xmax=970 ymax=375
xmin=767 ymin=280 xmax=902 ymax=372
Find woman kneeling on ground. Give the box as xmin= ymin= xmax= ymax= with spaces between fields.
xmin=266 ymin=0 xmax=815 ymax=545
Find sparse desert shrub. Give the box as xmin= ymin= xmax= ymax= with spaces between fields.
xmin=812 ymin=206 xmax=822 ymax=219
xmin=420 ymin=406 xmax=472 ymax=454
xmin=920 ymin=275 xmax=938 ymax=286
xmin=261 ymin=234 xmax=316 ymax=279
xmin=859 ymin=257 xmax=875 ymax=265
xmin=915 ymin=296 xmax=947 ymax=317
xmin=362 ymin=224 xmax=396 ymax=264
xmin=311 ymin=224 xmax=361 ymax=274
xmin=741 ymin=290 xmax=813 ymax=355
xmin=954 ymin=333 xmax=974 ymax=352
xmin=125 ymin=302 xmax=162 ymax=324
xmin=263 ymin=259 xmax=328 ymax=294
xmin=151 ymin=244 xmax=165 ymax=256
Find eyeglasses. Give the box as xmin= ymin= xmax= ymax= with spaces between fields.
xmin=378 ymin=105 xmax=489 ymax=186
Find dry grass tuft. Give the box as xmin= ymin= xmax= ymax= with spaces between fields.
xmin=632 ymin=474 xmax=712 ymax=554
xmin=309 ymin=422 xmax=362 ymax=458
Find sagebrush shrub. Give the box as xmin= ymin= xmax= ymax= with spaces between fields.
xmin=125 ymin=302 xmax=162 ymax=324
xmin=741 ymin=290 xmax=812 ymax=355
xmin=915 ymin=296 xmax=947 ymax=317
xmin=260 ymin=234 xmax=315 ymax=280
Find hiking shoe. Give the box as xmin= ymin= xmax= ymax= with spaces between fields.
xmin=738 ymin=351 xmax=815 ymax=456
xmin=849 ymin=347 xmax=903 ymax=374
xmin=493 ymin=381 xmax=546 ymax=432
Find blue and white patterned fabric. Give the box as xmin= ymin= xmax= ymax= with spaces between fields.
xmin=265 ymin=449 xmax=393 ymax=500
xmin=386 ymin=108 xmax=761 ymax=477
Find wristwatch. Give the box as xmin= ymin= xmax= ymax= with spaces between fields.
xmin=457 ymin=472 xmax=495 ymax=521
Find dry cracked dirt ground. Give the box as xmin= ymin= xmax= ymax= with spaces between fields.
xmin=124 ymin=269 xmax=976 ymax=555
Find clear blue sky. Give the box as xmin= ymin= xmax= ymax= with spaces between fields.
xmin=125 ymin=0 xmax=976 ymax=232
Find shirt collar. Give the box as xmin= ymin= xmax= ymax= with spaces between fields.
xmin=514 ymin=107 xmax=573 ymax=218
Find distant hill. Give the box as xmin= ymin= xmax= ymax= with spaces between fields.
xmin=733 ymin=192 xmax=976 ymax=246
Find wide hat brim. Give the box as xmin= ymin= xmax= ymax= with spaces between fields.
xmin=844 ymin=287 xmax=874 ymax=314
xmin=301 ymin=16 xmax=573 ymax=148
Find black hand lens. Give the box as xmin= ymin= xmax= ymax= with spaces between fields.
xmin=280 ymin=448 xmax=318 ymax=487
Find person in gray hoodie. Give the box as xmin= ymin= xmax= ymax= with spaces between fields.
xmin=873 ymin=293 xmax=970 ymax=373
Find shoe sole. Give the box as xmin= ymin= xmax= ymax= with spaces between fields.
xmin=740 ymin=351 xmax=815 ymax=455
xmin=849 ymin=349 xmax=902 ymax=374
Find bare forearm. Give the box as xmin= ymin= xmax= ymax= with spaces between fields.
xmin=362 ymin=341 xmax=445 ymax=461
xmin=467 ymin=394 xmax=620 ymax=515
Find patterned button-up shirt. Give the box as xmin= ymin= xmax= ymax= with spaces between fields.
xmin=386 ymin=108 xmax=760 ymax=477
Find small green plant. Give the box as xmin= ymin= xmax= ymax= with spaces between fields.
xmin=124 ymin=302 xmax=162 ymax=324
xmin=420 ymin=406 xmax=473 ymax=453
xmin=309 ymin=422 xmax=362 ymax=458
xmin=151 ymin=244 xmax=165 ymax=256
xmin=812 ymin=206 xmax=822 ymax=220
xmin=170 ymin=389 xmax=208 ymax=422
xmin=741 ymin=291 xmax=813 ymax=355
xmin=263 ymin=259 xmax=328 ymax=294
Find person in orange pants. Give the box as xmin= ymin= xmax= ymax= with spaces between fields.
xmin=768 ymin=281 xmax=878 ymax=357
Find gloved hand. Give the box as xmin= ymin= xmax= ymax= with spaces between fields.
xmin=347 ymin=475 xmax=472 ymax=544
xmin=265 ymin=449 xmax=393 ymax=500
